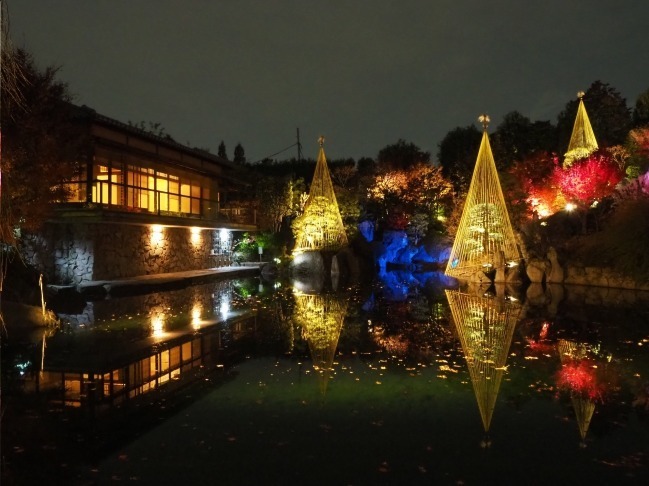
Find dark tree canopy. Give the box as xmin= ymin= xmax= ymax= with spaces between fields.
xmin=633 ymin=88 xmax=649 ymax=127
xmin=377 ymin=139 xmax=430 ymax=171
xmin=1 ymin=48 xmax=88 ymax=244
xmin=492 ymin=111 xmax=556 ymax=170
xmin=356 ymin=157 xmax=376 ymax=177
xmin=556 ymin=81 xmax=632 ymax=152
xmin=437 ymin=125 xmax=482 ymax=192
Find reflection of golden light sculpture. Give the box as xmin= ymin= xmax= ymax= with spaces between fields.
xmin=293 ymin=289 xmax=348 ymax=394
xmin=446 ymin=290 xmax=521 ymax=436
xmin=445 ymin=123 xmax=520 ymax=279
xmin=557 ymin=339 xmax=596 ymax=446
xmin=292 ymin=141 xmax=348 ymax=253
xmin=564 ymin=93 xmax=598 ymax=167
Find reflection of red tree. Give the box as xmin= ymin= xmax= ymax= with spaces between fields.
xmin=557 ymin=360 xmax=605 ymax=402
xmin=525 ymin=322 xmax=554 ymax=354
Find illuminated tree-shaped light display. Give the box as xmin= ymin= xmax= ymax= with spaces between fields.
xmin=564 ymin=92 xmax=599 ymax=167
xmin=446 ymin=289 xmax=521 ymax=438
xmin=445 ymin=115 xmax=520 ymax=280
xmin=292 ymin=137 xmax=348 ymax=253
xmin=557 ymin=339 xmax=603 ymax=446
xmin=293 ymin=288 xmax=348 ymax=394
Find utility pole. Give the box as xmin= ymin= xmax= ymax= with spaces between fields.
xmin=296 ymin=128 xmax=302 ymax=163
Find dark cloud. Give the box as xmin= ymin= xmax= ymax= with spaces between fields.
xmin=8 ymin=0 xmax=649 ymax=161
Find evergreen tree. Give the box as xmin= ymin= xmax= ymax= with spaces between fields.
xmin=218 ymin=140 xmax=228 ymax=159
xmin=234 ymin=143 xmax=246 ymax=164
xmin=633 ymin=88 xmax=649 ymax=127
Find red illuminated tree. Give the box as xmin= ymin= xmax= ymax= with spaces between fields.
xmin=552 ymin=151 xmax=624 ymax=232
xmin=508 ymin=151 xmax=561 ymax=219
xmin=553 ymin=152 xmax=623 ymax=207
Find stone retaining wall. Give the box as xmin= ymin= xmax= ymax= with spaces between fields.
xmin=22 ymin=223 xmax=217 ymax=285
xmin=564 ymin=264 xmax=649 ymax=291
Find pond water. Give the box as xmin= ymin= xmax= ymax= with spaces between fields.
xmin=2 ymin=273 xmax=649 ymax=485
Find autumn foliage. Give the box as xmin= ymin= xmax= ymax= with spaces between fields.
xmin=367 ymin=163 xmax=453 ymax=230
xmin=509 ymin=150 xmax=623 ymax=221
xmin=553 ymin=152 xmax=624 ymax=210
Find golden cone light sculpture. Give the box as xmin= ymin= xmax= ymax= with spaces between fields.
xmin=564 ymin=92 xmax=598 ymax=167
xmin=445 ymin=116 xmax=520 ymax=279
xmin=293 ymin=137 xmax=348 ymax=253
xmin=446 ymin=290 xmax=521 ymax=433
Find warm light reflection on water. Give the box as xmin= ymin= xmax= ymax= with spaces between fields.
xmin=150 ymin=308 xmax=166 ymax=337
xmin=191 ymin=303 xmax=202 ymax=329
xmin=14 ymin=275 xmax=649 ymax=484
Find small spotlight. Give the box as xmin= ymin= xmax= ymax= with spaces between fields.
xmin=565 ymin=203 xmax=576 ymax=212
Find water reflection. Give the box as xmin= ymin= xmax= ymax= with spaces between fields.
xmin=34 ymin=281 xmax=254 ymax=411
xmin=4 ymin=273 xmax=649 ymax=484
xmin=557 ymin=339 xmax=610 ymax=447
xmin=292 ymin=279 xmax=349 ymax=394
xmin=446 ymin=288 xmax=522 ymax=442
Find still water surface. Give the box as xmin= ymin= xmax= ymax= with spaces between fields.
xmin=5 ymin=273 xmax=649 ymax=484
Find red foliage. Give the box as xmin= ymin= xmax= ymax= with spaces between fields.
xmin=552 ymin=152 xmax=624 ymax=208
xmin=509 ymin=152 xmax=562 ymax=218
xmin=556 ymin=360 xmax=605 ymax=401
xmin=385 ymin=208 xmax=409 ymax=230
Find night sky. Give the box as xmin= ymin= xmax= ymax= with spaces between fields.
xmin=8 ymin=0 xmax=649 ymax=162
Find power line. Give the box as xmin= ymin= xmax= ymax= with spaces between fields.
xmin=251 ymin=142 xmax=298 ymax=164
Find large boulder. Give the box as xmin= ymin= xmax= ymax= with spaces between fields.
xmin=526 ymin=257 xmax=549 ymax=283
xmin=291 ymin=251 xmax=325 ymax=276
xmin=546 ymin=247 xmax=564 ymax=284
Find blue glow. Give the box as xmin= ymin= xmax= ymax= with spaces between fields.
xmin=358 ymin=220 xmax=374 ymax=242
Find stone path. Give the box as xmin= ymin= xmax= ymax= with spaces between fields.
xmin=50 ymin=264 xmax=262 ymax=298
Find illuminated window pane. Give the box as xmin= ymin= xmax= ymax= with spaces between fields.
xmin=181 ymin=196 xmax=191 ymax=213
xmin=191 ymin=198 xmax=200 ymax=214
xmin=181 ymin=183 xmax=191 ymax=196
xmin=170 ymin=347 xmax=180 ymax=368
xmin=159 ymin=193 xmax=168 ymax=211
xmin=191 ymin=185 xmax=200 ymax=198
xmin=182 ymin=342 xmax=192 ymax=362
xmin=169 ymin=194 xmax=179 ymax=212
xmin=160 ymin=350 xmax=170 ymax=373
xmin=156 ymin=178 xmax=168 ymax=192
